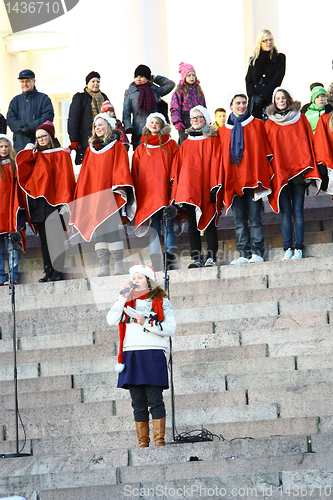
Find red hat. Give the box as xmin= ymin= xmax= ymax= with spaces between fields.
xmin=36 ymin=121 xmax=55 ymax=139
xmin=101 ymin=100 xmax=115 ymax=114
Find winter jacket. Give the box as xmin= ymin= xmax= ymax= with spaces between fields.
xmin=122 ymin=76 xmax=175 ymax=136
xmin=246 ymin=50 xmax=286 ymax=119
xmin=0 ymin=114 xmax=6 ymax=134
xmin=67 ymin=88 xmax=108 ymax=164
xmin=170 ymin=84 xmax=206 ymax=130
xmin=7 ymin=88 xmax=54 ymax=153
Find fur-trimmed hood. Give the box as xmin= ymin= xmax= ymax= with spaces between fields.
xmin=185 ymin=124 xmax=218 ymax=138
xmin=142 ymin=123 xmax=171 ymax=136
xmin=266 ymin=100 xmax=301 ymax=117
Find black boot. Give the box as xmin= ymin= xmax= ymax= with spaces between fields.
xmin=165 ymin=252 xmax=178 ymax=271
xmin=47 ymin=269 xmax=63 ymax=281
xmin=39 ymin=265 xmax=54 ymax=283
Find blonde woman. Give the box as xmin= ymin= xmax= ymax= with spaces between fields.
xmin=246 ymin=29 xmax=286 ymax=120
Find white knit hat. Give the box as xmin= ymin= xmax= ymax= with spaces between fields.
xmin=190 ymin=105 xmax=211 ymax=125
xmin=0 ymin=133 xmax=13 ymax=146
xmin=145 ymin=112 xmax=167 ymax=128
xmin=94 ymin=113 xmax=116 ymax=130
xmin=129 ymin=263 xmax=157 ymax=282
xmin=226 ymin=90 xmax=247 ymax=107
xmin=272 ymin=86 xmax=293 ymax=104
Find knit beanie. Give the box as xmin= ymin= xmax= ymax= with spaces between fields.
xmin=190 ymin=105 xmax=211 ymax=126
xmin=36 ymin=121 xmax=55 ymax=139
xmin=178 ymin=62 xmax=200 ymax=85
xmin=94 ymin=113 xmax=116 ymax=130
xmin=86 ymin=71 xmax=100 ymax=85
xmin=134 ymin=64 xmax=151 ymax=80
xmin=272 ymin=86 xmax=293 ymax=104
xmin=101 ymin=100 xmax=115 ymax=114
xmin=311 ymin=86 xmax=326 ymax=103
xmin=145 ymin=112 xmax=167 ymax=128
xmin=129 ymin=263 xmax=157 ymax=282
xmin=0 ymin=133 xmax=13 ymax=146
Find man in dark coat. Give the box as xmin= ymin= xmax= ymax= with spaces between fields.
xmin=7 ymin=69 xmax=54 ymax=152
xmin=67 ymin=71 xmax=108 ymax=165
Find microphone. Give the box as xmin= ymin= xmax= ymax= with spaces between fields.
xmin=8 ymin=232 xmax=22 ymax=243
xmin=163 ymin=205 xmax=178 ymax=220
xmin=120 ymin=283 xmax=138 ymax=295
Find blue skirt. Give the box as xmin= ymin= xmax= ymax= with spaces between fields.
xmin=117 ymin=349 xmax=169 ymax=390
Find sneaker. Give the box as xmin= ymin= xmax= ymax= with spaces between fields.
xmin=204 ymin=257 xmax=217 ymax=267
xmin=291 ymin=249 xmax=303 ymax=259
xmin=230 ymin=256 xmax=249 ymax=265
xmin=188 ymin=259 xmax=203 ymax=269
xmin=248 ymin=254 xmax=264 ymax=263
xmin=282 ymin=248 xmax=292 ymax=260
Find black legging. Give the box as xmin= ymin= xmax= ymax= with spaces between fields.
xmin=186 ymin=204 xmax=218 ymax=262
xmin=129 ymin=385 xmax=165 ymax=421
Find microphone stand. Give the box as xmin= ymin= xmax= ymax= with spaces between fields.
xmin=4 ymin=232 xmax=31 ymax=458
xmin=162 ymin=207 xmax=177 ymax=443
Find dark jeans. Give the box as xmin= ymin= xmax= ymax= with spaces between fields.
xmin=129 ymin=385 xmax=165 ymax=421
xmin=232 ymin=189 xmax=264 ymax=258
xmin=279 ymin=183 xmax=305 ymax=250
xmin=186 ymin=204 xmax=218 ymax=262
xmin=0 ymin=235 xmax=19 ymax=283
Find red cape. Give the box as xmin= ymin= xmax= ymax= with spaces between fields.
xmin=314 ymin=113 xmax=333 ymax=193
xmin=170 ymin=134 xmax=222 ymax=231
xmin=0 ymin=160 xmax=28 ymax=250
xmin=132 ymin=136 xmax=179 ymax=235
xmin=265 ymin=113 xmax=321 ymax=213
xmin=69 ymin=140 xmax=135 ymax=242
xmin=218 ymin=116 xmax=273 ymax=214
xmin=16 ymin=147 xmax=75 ymax=209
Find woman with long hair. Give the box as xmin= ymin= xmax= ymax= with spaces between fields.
xmin=246 ymin=29 xmax=286 ymax=120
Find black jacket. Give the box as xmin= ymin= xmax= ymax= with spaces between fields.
xmin=246 ymin=51 xmax=286 ymax=119
xmin=67 ymin=88 xmax=108 ymax=164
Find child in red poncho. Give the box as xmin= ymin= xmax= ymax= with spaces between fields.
xmin=131 ymin=112 xmax=179 ymax=271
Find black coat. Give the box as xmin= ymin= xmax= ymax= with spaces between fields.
xmin=246 ymin=50 xmax=286 ymax=119
xmin=67 ymin=88 xmax=108 ymax=164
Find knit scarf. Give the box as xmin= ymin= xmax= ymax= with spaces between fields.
xmin=117 ymin=290 xmax=165 ymax=367
xmin=142 ymin=133 xmax=170 ymax=155
xmin=135 ymin=82 xmax=156 ymax=115
xmin=85 ymin=87 xmax=105 ymax=117
xmin=229 ymin=111 xmax=249 ymax=165
xmin=268 ymin=107 xmax=300 ymax=125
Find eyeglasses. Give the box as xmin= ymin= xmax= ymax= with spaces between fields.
xmin=36 ymin=135 xmax=48 ymax=140
xmin=262 ymin=39 xmax=273 ymax=44
xmin=190 ymin=116 xmax=204 ymax=122
xmin=20 ymin=79 xmax=33 ymax=83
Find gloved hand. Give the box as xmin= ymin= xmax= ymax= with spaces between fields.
xmin=20 ymin=126 xmax=31 ymax=137
xmin=253 ymin=94 xmax=265 ymax=107
xmin=174 ymin=122 xmax=185 ymax=131
xmin=70 ymin=141 xmax=80 ymax=151
xmin=125 ymin=127 xmax=134 ymax=134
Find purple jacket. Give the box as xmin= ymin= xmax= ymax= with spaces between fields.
xmin=170 ymin=84 xmax=206 ymax=129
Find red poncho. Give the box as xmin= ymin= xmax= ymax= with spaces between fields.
xmin=16 ymin=147 xmax=75 ymax=209
xmin=69 ymin=140 xmax=135 ymax=242
xmin=218 ymin=115 xmax=273 ymax=214
xmin=132 ymin=135 xmax=179 ymax=236
xmin=265 ymin=113 xmax=321 ymax=213
xmin=170 ymin=133 xmax=222 ymax=230
xmin=314 ymin=113 xmax=333 ymax=193
xmin=0 ymin=159 xmax=28 ymax=250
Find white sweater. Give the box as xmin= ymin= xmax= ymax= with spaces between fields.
xmin=106 ymin=295 xmax=176 ymax=351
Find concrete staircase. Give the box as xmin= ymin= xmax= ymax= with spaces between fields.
xmin=1 ymin=189 xmax=333 ymax=499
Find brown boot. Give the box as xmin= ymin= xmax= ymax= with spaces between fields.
xmin=135 ymin=421 xmax=150 ymax=448
xmin=153 ymin=417 xmax=166 ymax=446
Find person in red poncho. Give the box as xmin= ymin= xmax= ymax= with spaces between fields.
xmin=107 ymin=263 xmax=176 ymax=448
xmin=265 ymin=87 xmax=321 ymax=260
xmin=171 ymin=105 xmax=222 ymax=268
xmin=16 ymin=121 xmax=75 ymax=282
xmin=0 ymin=134 xmax=25 ymax=285
xmin=132 ymin=112 xmax=179 ymax=271
xmin=313 ymin=83 xmax=333 ymax=194
xmin=218 ymin=92 xmax=272 ymax=265
xmin=69 ymin=113 xmax=135 ymax=276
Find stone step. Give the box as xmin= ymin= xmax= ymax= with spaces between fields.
xmin=227 ymin=367 xmax=333 ymax=391
xmin=0 ymin=374 xmax=72 ymax=396
xmin=2 ymin=403 xmax=279 ymax=442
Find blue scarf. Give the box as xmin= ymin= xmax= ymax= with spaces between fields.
xmin=230 ymin=111 xmax=249 ymax=165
